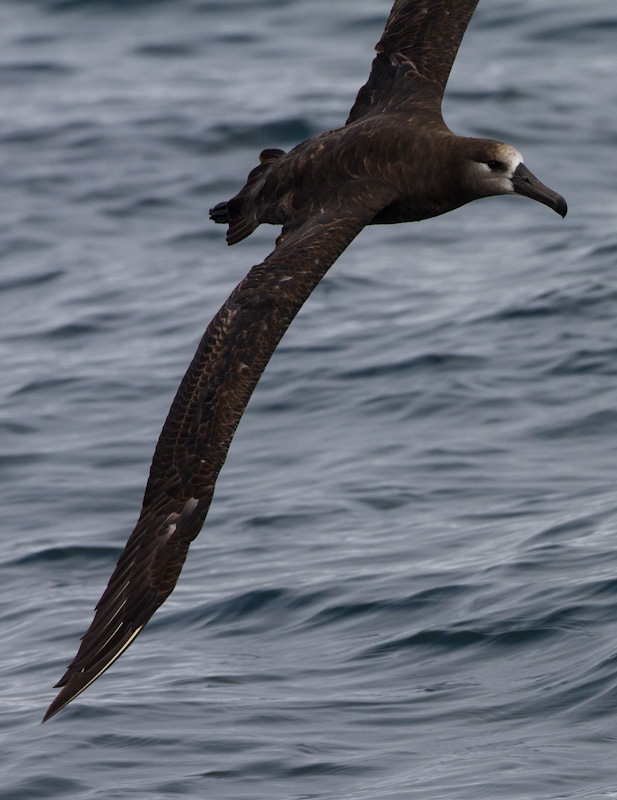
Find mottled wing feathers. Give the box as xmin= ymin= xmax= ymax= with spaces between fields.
xmin=377 ymin=0 xmax=481 ymax=89
xmin=347 ymin=0 xmax=480 ymax=124
xmin=43 ymin=204 xmax=379 ymax=722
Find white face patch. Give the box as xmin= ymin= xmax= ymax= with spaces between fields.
xmin=469 ymin=144 xmax=525 ymax=196
xmin=477 ymin=147 xmax=523 ymax=175
xmin=504 ymin=147 xmax=524 ymax=179
xmin=501 ymin=148 xmax=525 ymax=194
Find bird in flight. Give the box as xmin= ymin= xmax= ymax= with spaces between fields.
xmin=44 ymin=0 xmax=566 ymax=722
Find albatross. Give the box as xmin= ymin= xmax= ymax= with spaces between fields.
xmin=44 ymin=0 xmax=566 ymax=722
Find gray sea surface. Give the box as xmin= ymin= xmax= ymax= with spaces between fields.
xmin=2 ymin=0 xmax=617 ymax=798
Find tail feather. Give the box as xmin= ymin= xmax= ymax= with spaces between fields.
xmin=209 ymin=147 xmax=286 ymax=246
xmin=225 ymin=196 xmax=258 ymax=245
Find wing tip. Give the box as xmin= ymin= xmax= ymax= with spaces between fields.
xmin=43 ymin=624 xmax=145 ymax=722
xmin=42 ymin=681 xmax=80 ymax=723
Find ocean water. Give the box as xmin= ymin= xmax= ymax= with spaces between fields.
xmin=2 ymin=0 xmax=617 ymax=797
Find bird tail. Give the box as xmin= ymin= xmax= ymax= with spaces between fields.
xmin=209 ymin=148 xmax=286 ymax=246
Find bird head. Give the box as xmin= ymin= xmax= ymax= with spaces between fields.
xmin=464 ymin=141 xmax=567 ymax=217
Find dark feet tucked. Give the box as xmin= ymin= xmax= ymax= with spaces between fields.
xmin=209 ymin=201 xmax=229 ymax=224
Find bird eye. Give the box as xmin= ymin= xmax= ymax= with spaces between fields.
xmin=487 ymin=160 xmax=504 ymax=170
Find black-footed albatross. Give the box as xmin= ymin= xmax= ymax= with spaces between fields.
xmin=44 ymin=0 xmax=566 ymax=722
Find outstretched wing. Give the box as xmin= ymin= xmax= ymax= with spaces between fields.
xmin=347 ymin=0 xmax=481 ymax=124
xmin=43 ymin=200 xmax=386 ymax=722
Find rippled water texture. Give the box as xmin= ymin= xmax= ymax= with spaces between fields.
xmin=2 ymin=1 xmax=617 ymax=798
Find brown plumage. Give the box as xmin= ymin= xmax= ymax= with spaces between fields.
xmin=44 ymin=0 xmax=566 ymax=722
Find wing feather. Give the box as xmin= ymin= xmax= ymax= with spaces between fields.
xmin=347 ymin=0 xmax=481 ymax=124
xmin=43 ymin=204 xmax=382 ymax=722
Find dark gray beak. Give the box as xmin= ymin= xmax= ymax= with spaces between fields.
xmin=511 ymin=163 xmax=567 ymax=218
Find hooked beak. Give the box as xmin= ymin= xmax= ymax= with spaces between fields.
xmin=511 ymin=163 xmax=567 ymax=218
